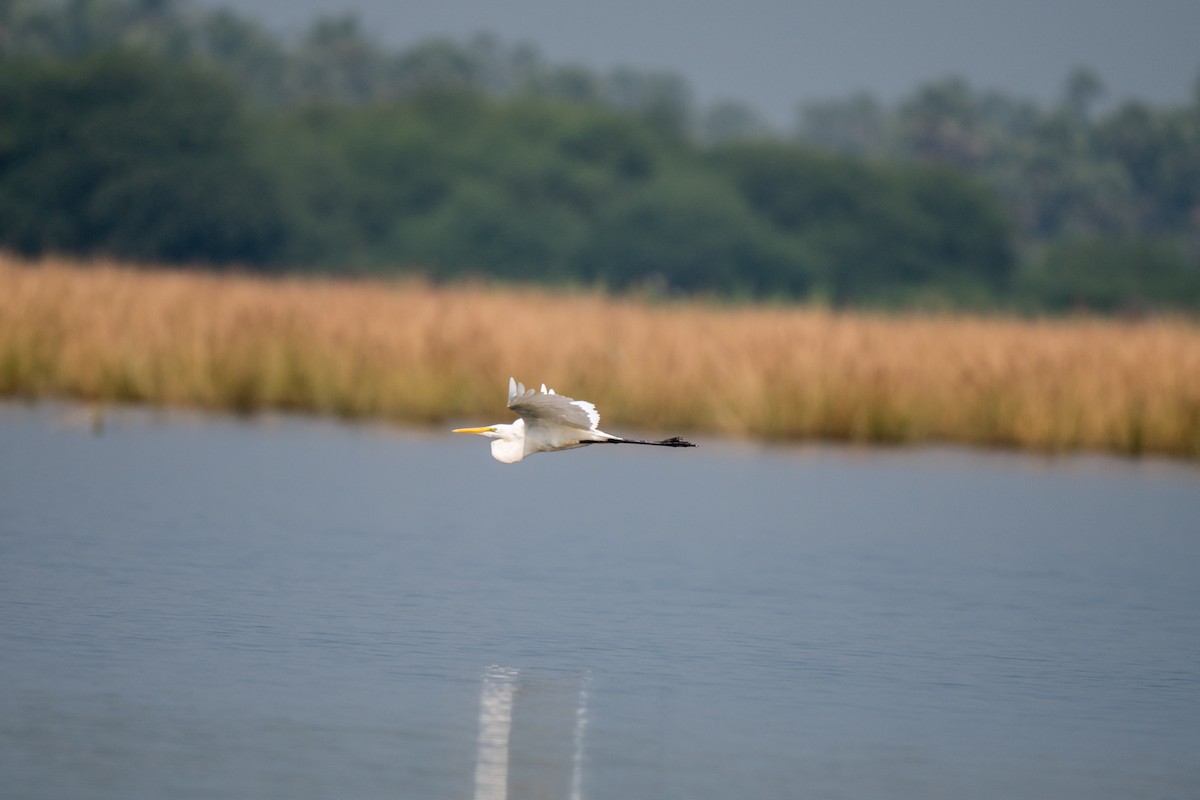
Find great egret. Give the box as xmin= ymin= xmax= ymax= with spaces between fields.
xmin=453 ymin=377 xmax=696 ymax=464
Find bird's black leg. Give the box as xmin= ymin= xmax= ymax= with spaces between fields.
xmin=605 ymin=436 xmax=696 ymax=448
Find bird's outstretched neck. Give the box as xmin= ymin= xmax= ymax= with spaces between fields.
xmin=605 ymin=436 xmax=696 ymax=448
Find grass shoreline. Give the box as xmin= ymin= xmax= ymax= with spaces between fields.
xmin=3 ymin=255 xmax=1199 ymax=459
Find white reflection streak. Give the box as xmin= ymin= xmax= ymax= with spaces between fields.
xmin=570 ymin=673 xmax=590 ymax=800
xmin=474 ymin=666 xmax=519 ymax=800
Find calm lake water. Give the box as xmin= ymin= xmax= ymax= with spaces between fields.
xmin=2 ymin=403 xmax=1198 ymax=799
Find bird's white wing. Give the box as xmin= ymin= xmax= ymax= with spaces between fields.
xmin=507 ymin=378 xmax=601 ymax=432
xmin=507 ymin=377 xmax=524 ymax=406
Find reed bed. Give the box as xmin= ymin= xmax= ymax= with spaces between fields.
xmin=2 ymin=254 xmax=1199 ymax=458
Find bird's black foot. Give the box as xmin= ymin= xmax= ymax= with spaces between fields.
xmin=654 ymin=436 xmax=697 ymax=447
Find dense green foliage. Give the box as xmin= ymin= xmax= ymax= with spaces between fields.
xmin=799 ymin=75 xmax=1200 ymax=311
xmin=2 ymin=0 xmax=1198 ymax=311
xmin=0 ymin=51 xmax=286 ymax=263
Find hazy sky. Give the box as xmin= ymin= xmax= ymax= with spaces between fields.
xmin=193 ymin=0 xmax=1200 ymax=125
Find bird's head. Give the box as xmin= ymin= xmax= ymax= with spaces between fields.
xmin=453 ymin=420 xmax=526 ymax=463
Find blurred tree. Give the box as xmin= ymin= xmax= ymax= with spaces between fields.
xmin=712 ymin=142 xmax=1014 ymax=304
xmin=601 ymin=68 xmax=694 ymax=138
xmin=1059 ymin=66 xmax=1106 ymax=123
xmin=190 ymin=9 xmax=287 ymax=105
xmin=1097 ymin=101 xmax=1200 ymax=234
xmin=796 ymin=92 xmax=888 ymax=157
xmin=699 ymin=99 xmax=770 ymax=143
xmin=556 ymin=112 xmax=658 ymax=180
xmin=395 ymin=180 xmax=589 ymax=281
xmin=1017 ymin=236 xmax=1200 ymax=312
xmin=522 ymin=64 xmax=602 ymax=104
xmin=0 ymin=51 xmax=287 ymax=263
xmin=287 ymin=14 xmax=385 ymax=104
xmin=894 ymin=77 xmax=988 ymax=168
xmin=576 ymin=170 xmax=813 ymax=296
xmin=0 ymin=0 xmax=186 ymax=57
xmin=2 ymin=1 xmax=1196 ymax=310
xmin=386 ymin=36 xmax=488 ymax=96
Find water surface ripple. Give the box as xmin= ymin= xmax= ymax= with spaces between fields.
xmin=1 ymin=404 xmax=1198 ymax=799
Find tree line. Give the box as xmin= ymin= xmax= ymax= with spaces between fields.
xmin=2 ymin=0 xmax=1198 ymax=311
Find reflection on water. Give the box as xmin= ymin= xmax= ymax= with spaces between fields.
xmin=474 ymin=667 xmax=518 ymax=800
xmin=474 ymin=667 xmax=591 ymax=800
xmin=571 ymin=674 xmax=590 ymax=800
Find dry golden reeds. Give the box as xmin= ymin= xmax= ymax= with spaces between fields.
xmin=2 ymin=254 xmax=1199 ymax=458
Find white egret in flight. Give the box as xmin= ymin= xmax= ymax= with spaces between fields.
xmin=454 ymin=377 xmax=696 ymax=464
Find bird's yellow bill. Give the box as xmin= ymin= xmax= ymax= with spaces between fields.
xmin=452 ymin=426 xmax=495 ymax=435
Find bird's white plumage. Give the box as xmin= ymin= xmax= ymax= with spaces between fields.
xmin=454 ymin=377 xmax=694 ymax=464
xmin=453 ymin=377 xmax=617 ymax=463
xmin=507 ymin=378 xmax=604 ymax=434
